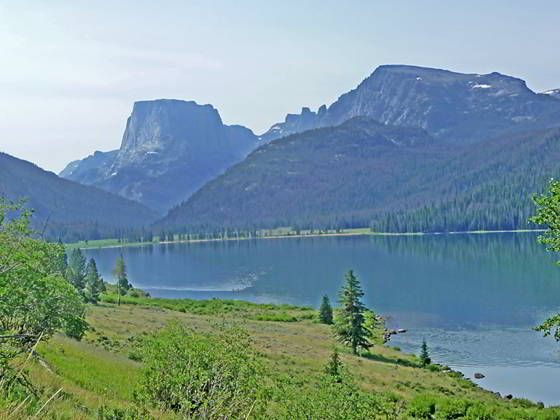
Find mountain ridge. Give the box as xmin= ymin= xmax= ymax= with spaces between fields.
xmin=0 ymin=152 xmax=158 ymax=240
xmin=260 ymin=64 xmax=560 ymax=144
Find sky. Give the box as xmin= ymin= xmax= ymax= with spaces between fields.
xmin=1 ymin=1 xmax=559 ymax=173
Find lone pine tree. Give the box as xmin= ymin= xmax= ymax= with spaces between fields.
xmin=334 ymin=270 xmax=372 ymax=355
xmin=319 ymin=295 xmax=333 ymax=324
xmin=420 ymin=339 xmax=431 ymax=366
xmin=112 ymin=254 xmax=131 ymax=304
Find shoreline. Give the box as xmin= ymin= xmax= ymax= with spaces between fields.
xmin=67 ymin=228 xmax=544 ymax=250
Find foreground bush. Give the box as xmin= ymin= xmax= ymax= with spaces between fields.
xmin=0 ymin=199 xmax=87 ymax=394
xmin=135 ymin=322 xmax=268 ymax=419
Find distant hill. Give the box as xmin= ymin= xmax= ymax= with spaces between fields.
xmin=60 ymin=99 xmax=259 ymax=213
xmin=261 ymin=65 xmax=560 ymax=144
xmin=0 ymin=152 xmax=158 ymax=241
xmin=155 ymin=117 xmax=560 ymax=233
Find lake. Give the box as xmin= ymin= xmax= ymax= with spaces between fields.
xmin=84 ymin=232 xmax=560 ymax=405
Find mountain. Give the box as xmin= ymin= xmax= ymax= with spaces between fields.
xmin=60 ymin=99 xmax=259 ymax=213
xmin=156 ymin=117 xmax=441 ymax=231
xmin=261 ymin=65 xmax=560 ymax=144
xmin=0 ymin=152 xmax=158 ymax=241
xmin=155 ymin=117 xmax=560 ymax=233
xmin=59 ymin=150 xmax=118 ymax=185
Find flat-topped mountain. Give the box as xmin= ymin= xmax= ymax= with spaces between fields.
xmin=0 ymin=152 xmax=157 ymax=241
xmin=60 ymin=99 xmax=259 ymax=212
xmin=261 ymin=65 xmax=560 ymax=144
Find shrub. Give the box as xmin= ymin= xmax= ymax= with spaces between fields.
xmin=408 ymin=395 xmax=437 ymax=418
xmin=465 ymin=402 xmax=494 ymax=420
xmin=135 ymin=322 xmax=268 ymax=418
xmin=435 ymin=397 xmax=470 ymax=419
xmin=274 ymin=371 xmax=385 ymax=419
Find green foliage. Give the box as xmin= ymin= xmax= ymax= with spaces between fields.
xmin=135 ymin=322 xmax=269 ymax=418
xmin=530 ymin=179 xmax=560 ymax=343
xmin=85 ymin=258 xmax=104 ymax=303
xmin=420 ymin=339 xmax=431 ymax=367
xmin=319 ymin=295 xmax=333 ymax=324
xmin=324 ymin=348 xmax=343 ymax=380
xmin=408 ymin=394 xmax=437 ymax=418
xmin=112 ymin=255 xmax=131 ymax=296
xmin=274 ymin=369 xmax=388 ymax=419
xmin=96 ymin=405 xmax=156 ymax=420
xmin=530 ymin=179 xmax=560 ymax=254
xmin=68 ymin=248 xmax=87 ymax=292
xmin=535 ymin=314 xmax=560 ymax=341
xmin=0 ymin=199 xmax=87 ymax=391
xmin=99 ymin=293 xmax=314 ymax=322
xmin=334 ymin=270 xmax=372 ymax=354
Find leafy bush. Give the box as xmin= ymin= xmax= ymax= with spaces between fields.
xmin=0 ymin=199 xmax=87 ymax=391
xmin=135 ymin=322 xmax=269 ymax=418
xmin=274 ymin=371 xmax=387 ymax=419
xmin=435 ymin=397 xmax=470 ymax=419
xmin=408 ymin=394 xmax=437 ymax=418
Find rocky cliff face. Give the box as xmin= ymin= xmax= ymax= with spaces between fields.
xmin=60 ymin=99 xmax=259 ymax=213
xmin=261 ymin=65 xmax=560 ymax=144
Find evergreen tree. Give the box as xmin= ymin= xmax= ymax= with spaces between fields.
xmin=67 ymin=248 xmax=87 ymax=294
xmin=420 ymin=339 xmax=431 ymax=366
xmin=319 ymin=295 xmax=333 ymax=324
xmin=334 ymin=270 xmax=372 ymax=355
xmin=85 ymin=258 xmax=103 ymax=304
xmin=112 ymin=254 xmax=131 ymax=303
xmin=324 ymin=348 xmax=343 ymax=381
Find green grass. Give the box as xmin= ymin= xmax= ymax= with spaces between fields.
xmin=37 ymin=335 xmax=141 ymax=401
xmin=100 ymin=293 xmax=315 ymax=322
xmin=5 ymin=297 xmax=560 ymax=419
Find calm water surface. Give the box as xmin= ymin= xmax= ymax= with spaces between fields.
xmin=85 ymin=233 xmax=560 ymax=405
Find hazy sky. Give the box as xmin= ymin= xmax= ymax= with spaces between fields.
xmin=1 ymin=1 xmax=559 ymax=172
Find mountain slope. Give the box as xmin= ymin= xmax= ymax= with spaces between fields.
xmin=0 ymin=152 xmax=157 ymax=240
xmin=261 ymin=65 xmax=560 ymax=144
xmin=155 ymin=118 xmax=560 ymax=233
xmin=156 ymin=117 xmax=443 ymax=231
xmin=60 ymin=99 xmax=259 ymax=213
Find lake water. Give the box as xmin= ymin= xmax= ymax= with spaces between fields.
xmin=84 ymin=233 xmax=560 ymax=405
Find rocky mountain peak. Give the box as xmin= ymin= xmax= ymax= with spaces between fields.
xmin=60 ymin=99 xmax=258 ymax=213
xmin=113 ymin=99 xmax=224 ymax=169
xmin=261 ymin=65 xmax=560 ymax=144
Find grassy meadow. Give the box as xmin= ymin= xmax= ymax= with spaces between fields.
xmin=3 ymin=294 xmax=560 ymax=419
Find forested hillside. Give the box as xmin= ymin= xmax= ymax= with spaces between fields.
xmin=0 ymin=152 xmax=157 ymax=240
xmin=156 ymin=118 xmax=560 ymax=234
